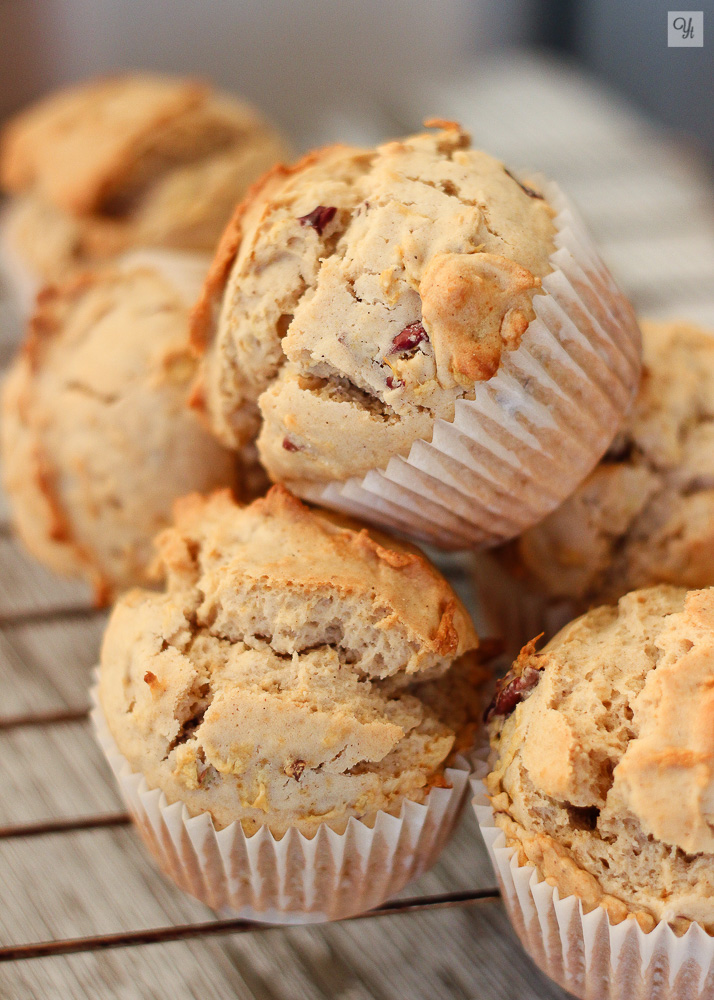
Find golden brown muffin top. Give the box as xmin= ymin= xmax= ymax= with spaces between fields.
xmin=190 ymin=122 xmax=555 ymax=484
xmin=99 ymin=485 xmax=482 ymax=834
xmin=487 ymin=585 xmax=714 ymax=934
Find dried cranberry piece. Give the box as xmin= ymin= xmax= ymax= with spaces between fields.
xmin=282 ymin=437 xmax=302 ymax=452
xmin=285 ymin=759 xmax=306 ymax=781
xmin=504 ymin=167 xmax=544 ymax=200
xmin=390 ymin=322 xmax=428 ymax=354
xmin=298 ymin=205 xmax=337 ymax=235
xmin=485 ymin=665 xmax=542 ymax=723
xmin=386 ymin=375 xmax=404 ymax=390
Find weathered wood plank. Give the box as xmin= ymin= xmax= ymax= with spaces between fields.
xmin=0 ymin=615 xmax=106 ymax=713
xmin=0 ymin=536 xmax=92 ymax=618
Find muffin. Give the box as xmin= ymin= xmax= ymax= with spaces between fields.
xmin=190 ymin=120 xmax=641 ymax=549
xmin=0 ymin=72 xmax=288 ymax=286
xmin=95 ymin=485 xmax=482 ymax=920
xmin=475 ymin=585 xmax=714 ymax=998
xmin=0 ymin=256 xmax=239 ymax=603
xmin=485 ymin=585 xmax=714 ymax=932
xmin=476 ymin=319 xmax=714 ymax=648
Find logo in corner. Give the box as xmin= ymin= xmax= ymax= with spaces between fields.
xmin=668 ymin=11 xmax=704 ymax=46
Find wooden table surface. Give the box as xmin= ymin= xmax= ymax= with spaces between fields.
xmin=0 ymin=52 xmax=713 ymax=1000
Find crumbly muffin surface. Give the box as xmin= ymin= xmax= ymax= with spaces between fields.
xmin=0 ymin=73 xmax=288 ymax=279
xmin=192 ymin=121 xmax=556 ymax=483
xmin=487 ymin=586 xmax=714 ymax=933
xmin=0 ymin=262 xmax=237 ymax=601
xmin=100 ymin=486 xmax=481 ymax=835
xmin=511 ymin=320 xmax=714 ymax=605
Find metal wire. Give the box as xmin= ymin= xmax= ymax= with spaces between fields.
xmin=0 ymin=889 xmax=501 ymax=962
xmin=0 ymin=605 xmax=105 ymax=631
xmin=0 ymin=811 xmax=131 ymax=840
xmin=0 ymin=707 xmax=89 ymax=730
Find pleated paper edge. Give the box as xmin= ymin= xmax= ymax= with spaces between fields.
xmin=299 ymin=178 xmax=642 ymax=552
xmin=90 ymin=674 xmax=474 ymax=925
xmin=470 ymin=754 xmax=714 ymax=1000
xmin=470 ymin=550 xmax=580 ymax=657
xmin=0 ymin=204 xmax=40 ymax=320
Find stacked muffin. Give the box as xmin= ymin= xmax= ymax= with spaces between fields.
xmin=507 ymin=318 xmax=714 ymax=603
xmin=190 ymin=120 xmax=641 ymax=548
xmin=1 ymin=256 xmax=239 ymax=603
xmin=5 ymin=77 xmax=714 ymax=989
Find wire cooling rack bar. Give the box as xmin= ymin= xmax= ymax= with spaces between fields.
xmin=0 ymin=605 xmax=104 ymax=630
xmin=0 ymin=811 xmax=131 ymax=840
xmin=0 ymin=889 xmax=501 ymax=962
xmin=0 ymin=706 xmax=90 ymax=730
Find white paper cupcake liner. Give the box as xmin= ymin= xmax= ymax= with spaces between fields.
xmin=0 ymin=203 xmax=40 ymax=320
xmin=471 ymin=551 xmax=580 ymax=657
xmin=471 ymin=756 xmax=714 ymax=1000
xmin=91 ymin=679 xmax=472 ymax=925
xmin=300 ymin=179 xmax=641 ymax=551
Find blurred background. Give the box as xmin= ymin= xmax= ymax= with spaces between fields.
xmin=4 ymin=0 xmax=711 ymax=324
xmin=1 ymin=0 xmax=712 ymax=156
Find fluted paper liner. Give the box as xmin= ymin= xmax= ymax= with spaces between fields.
xmin=300 ymin=180 xmax=641 ymax=551
xmin=471 ymin=756 xmax=714 ymax=1000
xmin=0 ymin=204 xmax=39 ymax=318
xmin=91 ymin=680 xmax=472 ymax=924
xmin=471 ymin=551 xmax=580 ymax=657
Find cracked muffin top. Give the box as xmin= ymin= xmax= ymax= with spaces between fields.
xmin=486 ymin=585 xmax=714 ymax=934
xmin=190 ymin=121 xmax=556 ymax=485
xmin=0 ymin=73 xmax=288 ymax=279
xmin=0 ymin=258 xmax=238 ymax=603
xmin=506 ymin=320 xmax=714 ymax=606
xmin=99 ymin=485 xmax=481 ymax=834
